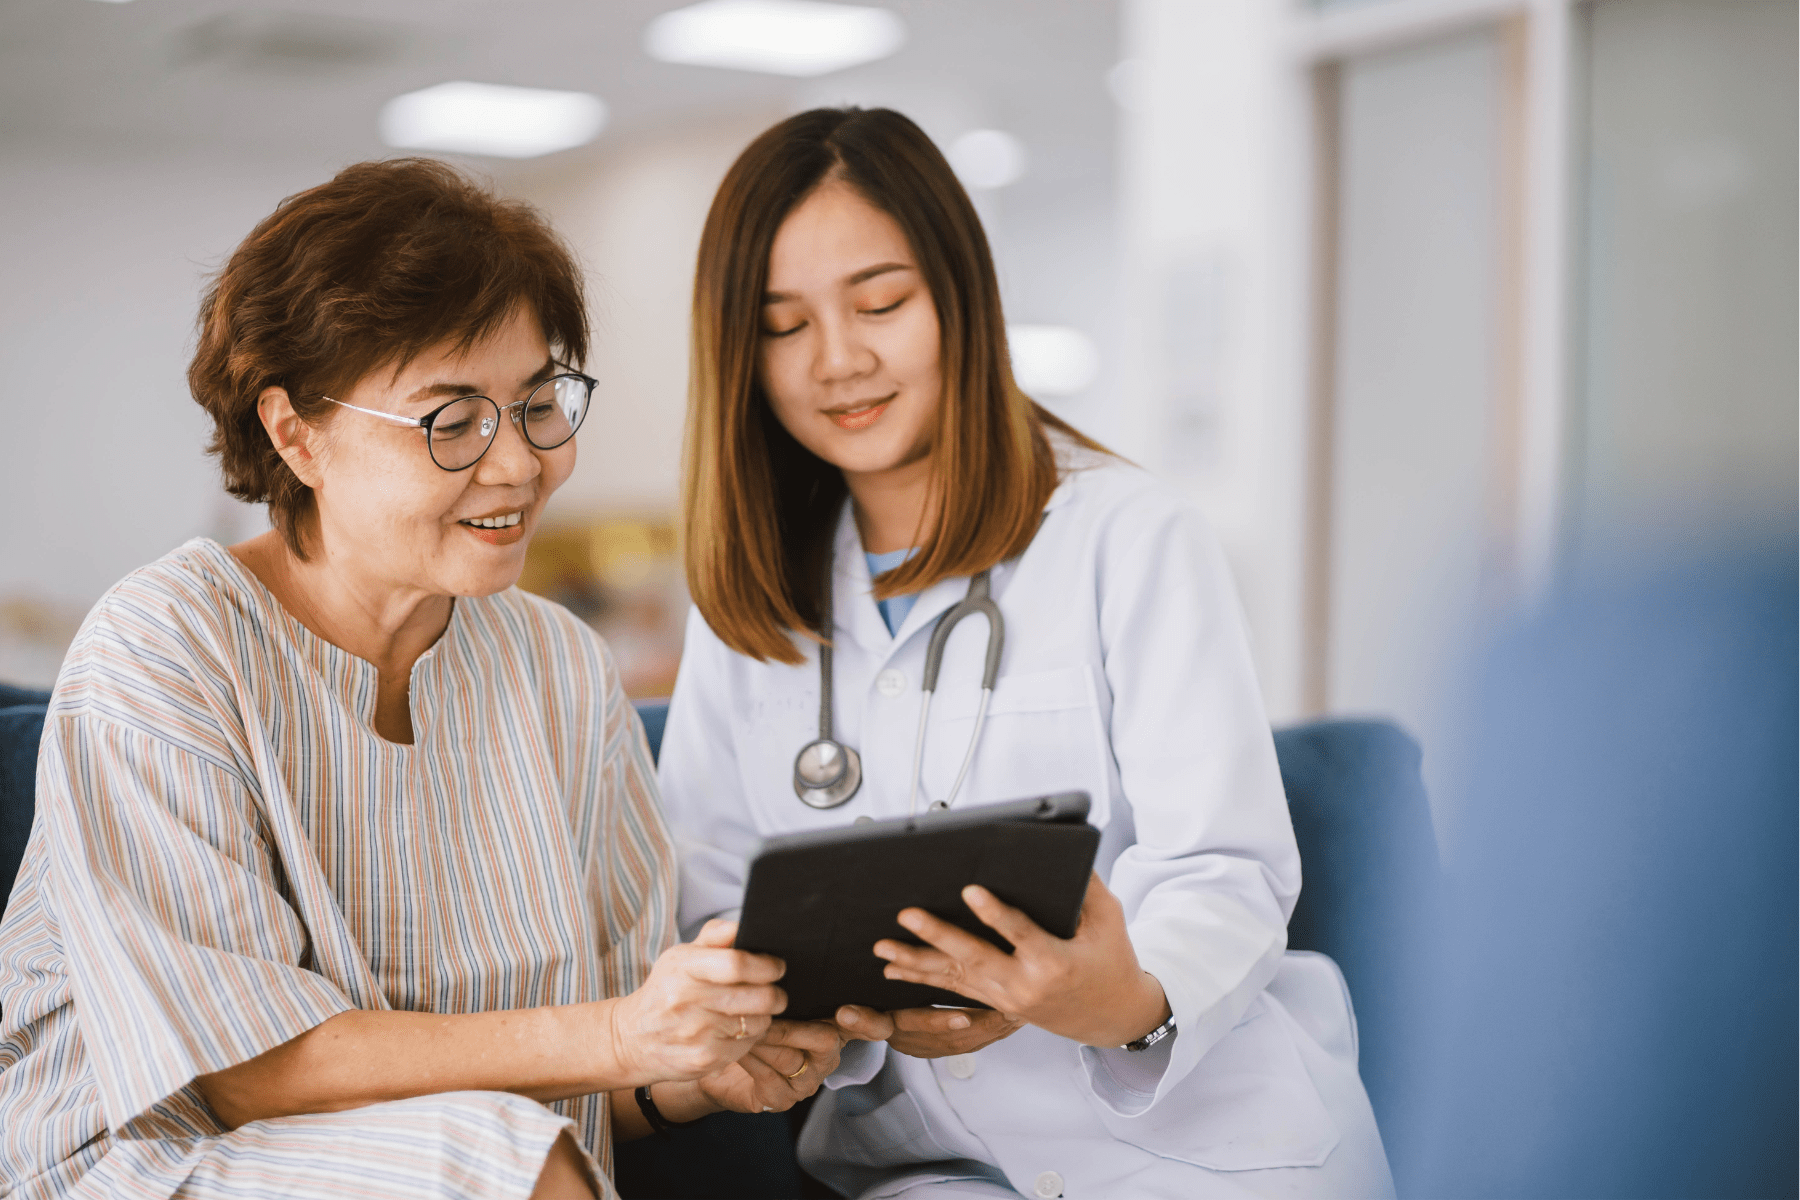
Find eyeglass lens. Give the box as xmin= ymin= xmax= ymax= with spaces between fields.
xmin=425 ymin=375 xmax=591 ymax=470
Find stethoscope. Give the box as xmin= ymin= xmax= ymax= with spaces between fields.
xmin=793 ymin=561 xmax=1004 ymax=816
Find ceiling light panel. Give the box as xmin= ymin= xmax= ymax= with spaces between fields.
xmin=379 ymin=82 xmax=607 ymax=159
xmin=645 ymin=0 xmax=905 ymax=77
xmin=949 ymin=129 xmax=1028 ymax=191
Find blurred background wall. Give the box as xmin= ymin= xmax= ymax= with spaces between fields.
xmin=0 ymin=0 xmax=1792 ymax=831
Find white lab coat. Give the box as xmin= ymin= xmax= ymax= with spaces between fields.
xmin=657 ymin=444 xmax=1394 ymax=1199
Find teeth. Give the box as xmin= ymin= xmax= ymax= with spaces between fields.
xmin=464 ymin=511 xmax=523 ymax=529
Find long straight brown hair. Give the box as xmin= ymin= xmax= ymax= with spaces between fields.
xmin=684 ymin=107 xmax=1103 ymax=664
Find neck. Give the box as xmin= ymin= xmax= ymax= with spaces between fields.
xmin=844 ymin=454 xmax=934 ymax=554
xmin=230 ymin=528 xmax=451 ymax=743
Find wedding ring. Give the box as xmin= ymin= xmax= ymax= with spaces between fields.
xmin=783 ymin=1062 xmax=808 ymax=1080
xmin=735 ymin=1015 xmax=748 ymax=1040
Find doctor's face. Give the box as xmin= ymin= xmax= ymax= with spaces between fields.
xmin=758 ymin=178 xmax=943 ymax=483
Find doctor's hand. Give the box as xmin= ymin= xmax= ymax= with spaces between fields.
xmin=872 ymin=873 xmax=1173 ymax=1049
xmin=696 ymin=1018 xmax=844 ymax=1114
xmin=834 ymin=1005 xmax=1025 ymax=1059
xmin=609 ymin=919 xmax=788 ymax=1082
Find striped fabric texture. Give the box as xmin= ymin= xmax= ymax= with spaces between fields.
xmin=0 ymin=539 xmax=675 ymax=1199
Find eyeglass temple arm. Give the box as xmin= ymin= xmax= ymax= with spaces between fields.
xmin=322 ymin=397 xmax=425 ymax=428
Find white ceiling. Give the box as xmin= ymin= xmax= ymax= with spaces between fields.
xmin=0 ymin=0 xmax=1120 ymax=191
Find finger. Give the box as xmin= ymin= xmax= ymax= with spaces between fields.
xmin=962 ymin=885 xmax=1052 ymax=948
xmin=889 ymin=1007 xmax=976 ymax=1033
xmin=698 ymin=983 xmax=788 ymax=1016
xmin=893 ymin=907 xmax=1010 ymax=970
xmin=758 ymin=1019 xmax=842 ymax=1054
xmin=681 ymin=946 xmax=786 ymax=986
xmin=747 ymin=1044 xmax=806 ymax=1077
xmin=835 ymin=1005 xmax=895 ymax=1041
xmin=735 ymin=1046 xmax=793 ymax=1101
xmin=874 ymin=939 xmax=963 ymax=980
xmin=693 ymin=918 xmax=738 ymax=948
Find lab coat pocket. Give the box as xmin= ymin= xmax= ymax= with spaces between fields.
xmin=1082 ymin=994 xmax=1340 ymax=1171
xmin=929 ymin=665 xmax=1113 ymax=826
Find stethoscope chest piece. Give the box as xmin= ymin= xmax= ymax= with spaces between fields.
xmin=793 ymin=737 xmax=862 ymax=809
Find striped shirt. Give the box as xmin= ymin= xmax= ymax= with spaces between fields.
xmin=0 ymin=538 xmax=675 ymax=1198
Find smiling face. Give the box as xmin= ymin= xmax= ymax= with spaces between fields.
xmin=296 ymin=305 xmax=576 ymax=599
xmin=758 ymin=178 xmax=943 ymax=486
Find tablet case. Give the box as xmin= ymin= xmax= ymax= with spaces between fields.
xmin=734 ymin=792 xmax=1100 ymax=1020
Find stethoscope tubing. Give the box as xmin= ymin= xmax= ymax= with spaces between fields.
xmin=796 ymin=558 xmax=1003 ymax=813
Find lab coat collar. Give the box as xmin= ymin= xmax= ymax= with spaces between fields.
xmin=831 ymin=459 xmax=1077 ymax=659
xmin=831 ymin=501 xmax=989 ymax=658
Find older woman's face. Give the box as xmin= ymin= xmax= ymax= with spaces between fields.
xmin=305 ymin=306 xmax=575 ymax=598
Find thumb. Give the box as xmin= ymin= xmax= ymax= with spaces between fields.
xmin=695 ymin=918 xmax=739 ymax=948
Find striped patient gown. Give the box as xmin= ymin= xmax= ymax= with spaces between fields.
xmin=0 ymin=538 xmax=675 ymax=1199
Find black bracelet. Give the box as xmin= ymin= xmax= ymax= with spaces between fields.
xmin=634 ymin=1084 xmax=694 ymax=1138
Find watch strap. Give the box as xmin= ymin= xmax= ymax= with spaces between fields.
xmin=1122 ymin=1012 xmax=1177 ymax=1052
xmin=634 ymin=1083 xmax=695 ymax=1137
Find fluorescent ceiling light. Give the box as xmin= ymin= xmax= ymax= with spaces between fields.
xmin=1010 ymin=326 xmax=1100 ymax=397
xmin=949 ymin=129 xmax=1027 ymax=191
xmin=645 ymin=0 xmax=905 ymax=77
xmin=380 ymin=82 xmax=607 ymax=159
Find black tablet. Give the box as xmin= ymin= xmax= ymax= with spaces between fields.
xmin=734 ymin=792 xmax=1100 ymax=1021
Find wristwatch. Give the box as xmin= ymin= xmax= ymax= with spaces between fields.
xmin=1122 ymin=1012 xmax=1177 ymax=1052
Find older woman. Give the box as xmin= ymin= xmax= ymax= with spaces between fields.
xmin=0 ymin=159 xmax=839 ymax=1200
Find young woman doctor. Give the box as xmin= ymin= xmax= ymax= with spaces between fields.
xmin=656 ymin=108 xmax=1394 ymax=1200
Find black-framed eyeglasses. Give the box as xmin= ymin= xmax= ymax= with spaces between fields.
xmin=324 ymin=372 xmax=596 ymax=472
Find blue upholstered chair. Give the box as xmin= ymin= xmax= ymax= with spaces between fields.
xmin=0 ymin=690 xmax=1434 ymax=1198
xmin=617 ymin=700 xmax=1438 ymax=1199
xmin=0 ymin=685 xmax=50 ymax=923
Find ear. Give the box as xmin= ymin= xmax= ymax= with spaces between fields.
xmin=257 ymin=387 xmax=326 ymax=489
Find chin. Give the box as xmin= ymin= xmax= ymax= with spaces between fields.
xmin=441 ymin=549 xmax=530 ymax=598
xmin=818 ymin=425 xmax=929 ymax=477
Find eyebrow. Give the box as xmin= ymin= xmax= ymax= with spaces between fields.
xmin=763 ymin=261 xmax=912 ymax=304
xmin=400 ymin=357 xmax=559 ymax=406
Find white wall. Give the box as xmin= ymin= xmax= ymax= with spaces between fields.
xmin=0 ymin=147 xmax=327 ymax=681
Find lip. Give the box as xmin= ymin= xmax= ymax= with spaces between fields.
xmin=457 ymin=507 xmax=529 ymax=546
xmin=825 ymin=395 xmax=894 ymax=431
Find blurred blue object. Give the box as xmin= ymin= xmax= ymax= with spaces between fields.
xmin=1400 ymin=551 xmax=1798 ymax=1199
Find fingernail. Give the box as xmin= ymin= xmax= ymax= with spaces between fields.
xmin=884 ymin=967 xmax=900 ymax=980
xmin=949 ymin=1014 xmax=971 ymax=1029
xmin=963 ymin=885 xmax=987 ymax=903
xmin=873 ymin=944 xmax=895 ymax=961
xmin=897 ymin=912 xmax=922 ymax=931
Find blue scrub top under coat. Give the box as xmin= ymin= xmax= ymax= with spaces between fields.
xmin=865 ymin=547 xmax=918 ymax=636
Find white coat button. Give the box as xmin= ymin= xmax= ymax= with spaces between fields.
xmin=875 ymin=668 xmax=907 ymax=697
xmin=1033 ymin=1170 xmax=1063 ymax=1198
xmin=945 ymin=1053 xmax=976 ymax=1079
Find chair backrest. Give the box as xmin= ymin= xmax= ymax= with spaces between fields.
xmin=1273 ymin=718 xmax=1438 ymax=1141
xmin=0 ymin=690 xmax=51 ymax=923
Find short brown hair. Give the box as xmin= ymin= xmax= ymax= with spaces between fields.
xmin=190 ymin=157 xmax=588 ymax=555
xmin=684 ymin=107 xmax=1104 ymax=664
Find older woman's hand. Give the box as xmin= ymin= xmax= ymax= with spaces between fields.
xmin=609 ymin=920 xmax=788 ymax=1082
xmin=697 ymin=1018 xmax=844 ymax=1113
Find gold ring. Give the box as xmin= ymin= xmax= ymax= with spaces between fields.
xmin=783 ymin=1062 xmax=808 ymax=1080
xmin=735 ymin=1015 xmax=748 ymax=1040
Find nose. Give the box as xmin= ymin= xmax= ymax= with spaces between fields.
xmin=471 ymin=400 xmax=543 ymax=487
xmin=812 ymin=312 xmax=877 ymax=385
